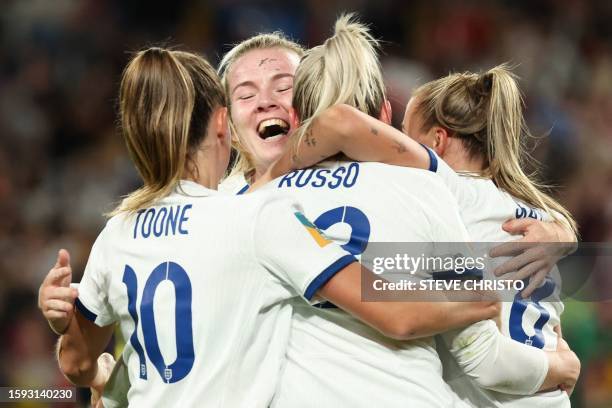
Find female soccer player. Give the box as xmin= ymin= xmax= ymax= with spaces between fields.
xmin=250 ymin=14 xmax=579 ymax=407
xmin=39 ymin=47 xmax=502 ymax=407
xmin=217 ymin=29 xmax=574 ymax=282
xmin=217 ymin=32 xmax=304 ymax=193
xmin=265 ymin=61 xmax=579 ymax=406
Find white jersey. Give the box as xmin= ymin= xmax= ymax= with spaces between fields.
xmin=218 ymin=173 xmax=249 ymax=195
xmin=260 ymin=160 xmax=473 ymax=408
xmin=432 ymin=155 xmax=569 ymax=408
xmin=76 ymin=180 xmax=355 ymax=408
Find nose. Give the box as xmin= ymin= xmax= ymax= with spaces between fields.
xmin=256 ymin=90 xmax=279 ymax=112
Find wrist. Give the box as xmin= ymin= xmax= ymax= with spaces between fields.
xmin=541 ymin=351 xmax=561 ymax=391
xmin=48 ymin=317 xmax=71 ymax=335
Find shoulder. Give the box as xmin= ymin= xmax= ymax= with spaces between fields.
xmin=218 ymin=173 xmax=249 ymax=194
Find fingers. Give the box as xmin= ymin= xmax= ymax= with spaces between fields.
xmin=490 ymin=239 xmax=536 ymax=258
xmin=520 ymin=268 xmax=548 ymax=298
xmin=502 ymin=218 xmax=537 ymax=235
xmin=44 ymin=299 xmax=75 ymax=314
xmin=43 ymin=286 xmax=78 ymax=303
xmin=98 ymin=352 xmax=116 ymax=373
xmin=44 ymin=266 xmax=72 ymax=287
xmin=493 ymin=245 xmax=540 ymax=275
xmin=45 ymin=310 xmax=69 ymax=320
xmin=54 ymin=249 xmax=71 ymax=269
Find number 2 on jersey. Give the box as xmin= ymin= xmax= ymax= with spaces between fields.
xmin=123 ymin=262 xmax=195 ymax=383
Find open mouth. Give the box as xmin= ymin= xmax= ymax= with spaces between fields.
xmin=257 ymin=118 xmax=290 ymax=140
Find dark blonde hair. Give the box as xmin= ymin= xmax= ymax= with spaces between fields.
xmin=113 ymin=47 xmax=225 ymax=215
xmin=413 ymin=64 xmax=577 ymax=233
xmin=292 ymin=13 xmax=386 ymax=142
xmin=218 ymin=33 xmax=305 ymax=178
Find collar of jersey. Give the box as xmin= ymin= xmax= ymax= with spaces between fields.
xmin=176 ymin=179 xmax=218 ymax=197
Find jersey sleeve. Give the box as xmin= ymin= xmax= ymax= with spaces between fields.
xmin=440 ymin=320 xmax=548 ymax=395
xmin=253 ymin=193 xmax=357 ymax=302
xmin=75 ymin=226 xmax=116 ymax=327
xmin=428 ymin=149 xmax=477 ymax=213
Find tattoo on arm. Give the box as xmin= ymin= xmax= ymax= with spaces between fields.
xmin=304 ymin=128 xmax=317 ymax=147
xmin=394 ymin=141 xmax=407 ymax=154
xmin=291 ymin=153 xmax=301 ymax=166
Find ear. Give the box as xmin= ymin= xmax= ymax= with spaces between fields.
xmin=289 ymin=107 xmax=300 ymax=131
xmin=214 ymin=107 xmax=229 ymax=146
xmin=432 ymin=126 xmax=450 ymax=157
xmin=379 ymin=100 xmax=392 ymax=125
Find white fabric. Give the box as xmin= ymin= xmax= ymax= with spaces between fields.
xmin=263 ymin=161 xmax=473 ymax=408
xmin=434 ymin=155 xmax=569 ymax=408
xmin=78 ymin=181 xmax=354 ymax=408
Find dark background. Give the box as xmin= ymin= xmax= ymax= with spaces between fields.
xmin=0 ymin=0 xmax=610 ymax=406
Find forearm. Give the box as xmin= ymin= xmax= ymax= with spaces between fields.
xmin=56 ymin=311 xmax=114 ymax=387
xmin=320 ymin=266 xmax=498 ymax=340
xmin=271 ymin=104 xmax=430 ymax=179
xmin=442 ymin=320 xmax=549 ymax=395
xmin=390 ymin=300 xmax=499 ymax=339
xmin=57 ymin=319 xmax=99 ymax=386
xmin=541 ymin=347 xmax=580 ymax=392
xmin=318 ymin=105 xmax=428 ymax=168
xmin=267 ymin=110 xmax=345 ymax=180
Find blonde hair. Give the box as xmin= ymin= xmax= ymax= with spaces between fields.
xmin=218 ymin=33 xmax=305 ymax=179
xmin=292 ymin=13 xmax=386 ymax=142
xmin=112 ymin=47 xmax=225 ymax=215
xmin=413 ymin=64 xmax=577 ymax=233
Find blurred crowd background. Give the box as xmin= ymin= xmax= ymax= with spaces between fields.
xmin=0 ymin=0 xmax=610 ymax=406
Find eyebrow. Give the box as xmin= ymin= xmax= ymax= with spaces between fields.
xmin=231 ymin=73 xmax=294 ymax=95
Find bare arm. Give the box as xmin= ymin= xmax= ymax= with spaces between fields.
xmin=491 ymin=218 xmax=578 ymax=297
xmin=58 ymin=310 xmax=115 ymax=386
xmin=317 ymin=262 xmax=499 ymax=340
xmin=252 ymin=104 xmax=430 ymax=190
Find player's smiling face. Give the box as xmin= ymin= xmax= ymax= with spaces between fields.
xmin=227 ymin=47 xmax=300 ymax=175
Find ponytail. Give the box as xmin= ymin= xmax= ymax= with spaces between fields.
xmin=486 ymin=66 xmax=577 ymax=234
xmin=292 ymin=13 xmax=386 ymax=144
xmin=414 ymin=64 xmax=577 ymax=234
xmin=112 ymin=47 xmax=225 ymax=215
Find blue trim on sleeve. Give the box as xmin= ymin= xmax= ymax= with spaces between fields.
xmin=236 ymin=184 xmax=249 ymax=195
xmin=304 ymin=254 xmax=356 ymax=300
xmin=75 ymin=298 xmax=98 ymax=322
xmin=420 ymin=144 xmax=438 ymax=172
xmin=431 ymin=268 xmax=483 ymax=281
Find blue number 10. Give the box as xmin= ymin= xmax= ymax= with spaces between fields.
xmin=122 ymin=262 xmax=195 ymax=383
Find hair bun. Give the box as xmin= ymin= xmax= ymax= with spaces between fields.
xmin=474 ymin=72 xmax=493 ymax=96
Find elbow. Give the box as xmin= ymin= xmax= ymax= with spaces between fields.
xmin=378 ymin=316 xmax=425 ymax=340
xmin=58 ymin=342 xmax=96 ymax=386
xmin=60 ymin=356 xmax=95 ymax=386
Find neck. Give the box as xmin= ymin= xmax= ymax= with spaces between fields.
xmin=250 ymin=164 xmax=268 ymax=184
xmin=442 ymin=148 xmax=486 ymax=174
xmin=186 ymin=172 xmax=217 ymax=189
xmin=183 ymin=150 xmax=220 ymax=189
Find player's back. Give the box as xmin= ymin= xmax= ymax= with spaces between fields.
xmin=77 ymin=181 xmax=342 ymax=407
xmin=433 ymin=159 xmax=568 ymax=408
xmin=265 ymin=161 xmax=471 ymax=407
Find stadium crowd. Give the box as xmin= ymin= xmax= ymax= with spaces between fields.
xmin=0 ymin=0 xmax=610 ymax=406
